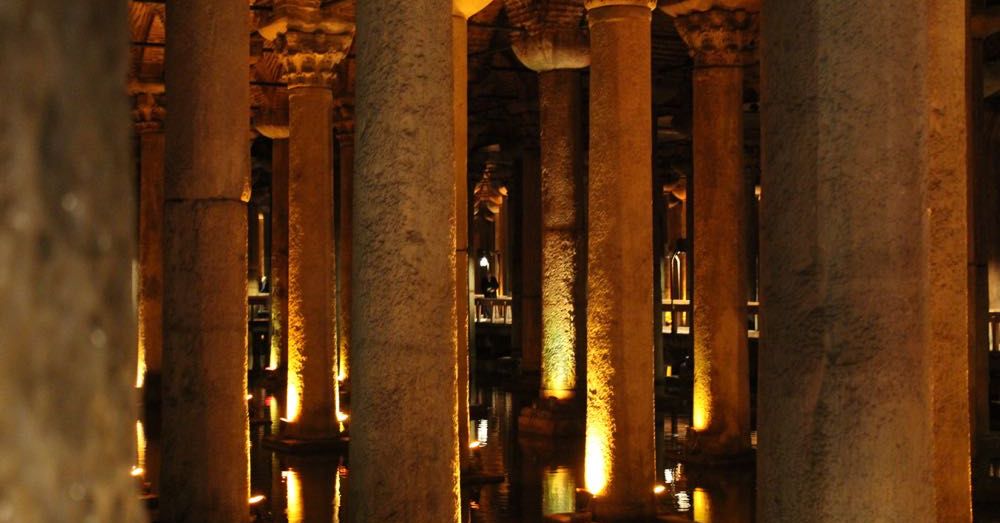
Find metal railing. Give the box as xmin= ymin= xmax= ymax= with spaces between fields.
xmin=662 ymin=299 xmax=760 ymax=338
xmin=475 ymin=295 xmax=513 ymax=325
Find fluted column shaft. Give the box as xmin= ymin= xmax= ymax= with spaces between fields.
xmin=351 ymin=1 xmax=460 ymax=521
xmin=583 ymin=1 xmax=656 ymax=520
xmin=672 ymin=7 xmax=755 ymax=457
xmin=161 ymin=0 xmax=250 ymax=520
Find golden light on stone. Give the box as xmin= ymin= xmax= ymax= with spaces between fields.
xmin=285 ymin=469 xmax=303 ymax=523
xmin=248 ymin=494 xmax=265 ymax=505
xmin=135 ymin=420 xmax=146 ymax=472
xmin=693 ymin=383 xmax=710 ymax=431
xmin=286 ymin=338 xmax=303 ymax=423
xmin=136 ymin=341 xmax=146 ymax=389
xmin=693 ymin=488 xmax=712 ymax=522
xmin=542 ymin=466 xmax=575 ymax=515
xmin=585 ymin=429 xmax=610 ymax=496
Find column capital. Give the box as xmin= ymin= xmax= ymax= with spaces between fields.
xmin=669 ymin=7 xmax=757 ymax=67
xmin=333 ymin=97 xmax=355 ymax=142
xmin=252 ymin=87 xmax=290 ymax=139
xmin=584 ymin=0 xmax=656 ymax=11
xmin=453 ymin=0 xmax=492 ymax=20
xmin=259 ymin=2 xmax=355 ymax=90
xmin=508 ymin=0 xmax=590 ymax=72
xmin=132 ymin=90 xmax=166 ymax=135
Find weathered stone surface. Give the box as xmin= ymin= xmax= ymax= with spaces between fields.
xmin=351 ymin=1 xmax=460 ymax=522
xmin=508 ymin=0 xmax=590 ymax=72
xmin=286 ymin=86 xmax=338 ymax=438
xmin=759 ymin=0 xmax=972 ymax=520
xmin=161 ymin=201 xmax=249 ymax=522
xmin=0 ymin=1 xmax=145 ymax=521
xmin=676 ymin=4 xmax=754 ymax=459
xmin=162 ymin=0 xmax=250 ymax=520
xmin=137 ymin=130 xmax=165 ymax=395
xmin=584 ymin=2 xmax=656 ymax=521
xmin=538 ymin=70 xmax=585 ymax=402
xmin=271 ymin=139 xmax=290 ymax=371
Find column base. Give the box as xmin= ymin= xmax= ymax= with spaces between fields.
xmin=589 ymin=497 xmax=656 ymax=523
xmin=676 ymin=428 xmax=755 ymax=466
xmin=263 ymin=433 xmax=348 ymax=454
xmin=518 ymin=397 xmax=584 ymax=436
xmin=140 ymin=372 xmax=162 ymax=408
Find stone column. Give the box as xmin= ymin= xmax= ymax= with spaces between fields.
xmin=0 ymin=1 xmax=144 ymax=520
xmin=351 ymin=0 xmax=459 ymax=521
xmin=760 ymin=0 xmax=973 ymax=520
xmin=133 ymin=88 xmax=166 ymax=401
xmin=161 ymin=0 xmax=250 ymax=520
xmin=509 ymin=0 xmax=589 ymax=435
xmin=271 ymin=137 xmax=289 ymax=371
xmin=454 ymin=0 xmax=492 ymax=469
xmin=260 ymin=1 xmax=354 ymax=442
xmin=334 ymin=91 xmax=354 ymax=386
xmin=253 ymin=91 xmax=290 ymax=373
xmin=664 ymin=1 xmax=757 ymax=459
xmin=583 ymin=0 xmax=656 ymax=520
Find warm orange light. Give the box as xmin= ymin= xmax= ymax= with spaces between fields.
xmin=654 ymin=484 xmax=666 ymax=495
xmin=585 ymin=432 xmax=609 ymax=496
xmin=248 ymin=494 xmax=265 ymax=505
xmin=245 ymin=394 xmax=253 ymax=401
xmin=130 ymin=466 xmax=144 ymax=477
xmin=286 ymin=469 xmax=302 ymax=523
xmin=336 ymin=411 xmax=349 ymax=423
xmin=469 ymin=440 xmax=483 ymax=449
xmin=693 ymin=488 xmax=712 ymax=522
xmin=542 ymin=467 xmax=574 ymax=515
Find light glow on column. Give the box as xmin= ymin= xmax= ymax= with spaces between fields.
xmin=693 ymin=488 xmax=712 ymax=522
xmin=585 ymin=428 xmax=610 ymax=496
xmin=692 ymin=376 xmax=710 ymax=431
xmin=284 ymin=469 xmax=302 ymax=523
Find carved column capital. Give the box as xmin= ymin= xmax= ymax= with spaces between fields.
xmin=132 ymin=90 xmax=166 ymax=135
xmin=508 ymin=0 xmax=590 ymax=72
xmin=670 ymin=8 xmax=758 ymax=67
xmin=259 ymin=2 xmax=354 ymax=90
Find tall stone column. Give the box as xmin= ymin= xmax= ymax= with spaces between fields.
xmin=161 ymin=0 xmax=250 ymax=520
xmin=583 ymin=1 xmax=656 ymax=520
xmin=133 ymin=88 xmax=166 ymax=401
xmin=271 ymin=137 xmax=289 ymax=371
xmin=254 ymin=91 xmax=290 ymax=373
xmin=260 ymin=1 xmax=354 ymax=442
xmin=454 ymin=0 xmax=492 ymax=469
xmin=760 ymin=0 xmax=973 ymax=520
xmin=0 ymin=0 xmax=144 ymax=520
xmin=509 ymin=0 xmax=589 ymax=435
xmin=351 ymin=1 xmax=459 ymax=521
xmin=664 ymin=1 xmax=757 ymax=459
xmin=334 ymin=91 xmax=354 ymax=386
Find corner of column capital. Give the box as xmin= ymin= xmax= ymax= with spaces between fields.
xmin=454 ymin=0 xmax=493 ymax=20
xmin=667 ymin=5 xmax=758 ymax=67
xmin=258 ymin=1 xmax=355 ymax=89
xmin=508 ymin=0 xmax=590 ymax=72
xmin=131 ymin=87 xmax=166 ymax=135
xmin=658 ymin=0 xmax=759 ymax=17
xmin=584 ymin=0 xmax=656 ymax=12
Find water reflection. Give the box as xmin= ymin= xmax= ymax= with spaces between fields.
xmin=139 ymin=372 xmax=759 ymax=523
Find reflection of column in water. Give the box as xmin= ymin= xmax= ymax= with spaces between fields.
xmin=285 ymin=461 xmax=339 ymax=523
xmin=136 ymin=420 xmax=146 ymax=471
xmin=542 ymin=466 xmax=575 ymax=515
xmin=269 ymin=395 xmax=280 ymax=435
xmin=285 ymin=469 xmax=303 ymax=523
xmin=693 ymin=488 xmax=712 ymax=522
xmin=687 ymin=466 xmax=754 ymax=523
